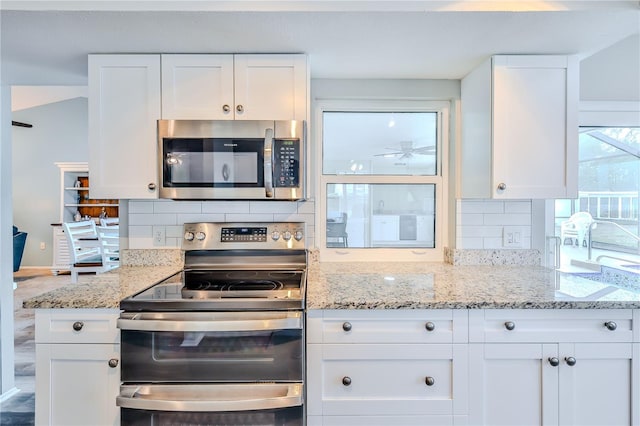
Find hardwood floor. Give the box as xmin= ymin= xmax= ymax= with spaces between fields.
xmin=1 ymin=268 xmax=71 ymax=425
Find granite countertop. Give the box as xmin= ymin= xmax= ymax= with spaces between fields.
xmin=306 ymin=262 xmax=640 ymax=310
xmin=24 ymin=248 xmax=640 ymax=310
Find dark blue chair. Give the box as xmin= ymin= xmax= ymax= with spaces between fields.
xmin=13 ymin=226 xmax=27 ymax=272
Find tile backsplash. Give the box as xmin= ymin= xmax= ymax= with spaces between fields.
xmin=128 ymin=200 xmax=315 ymax=249
xmin=456 ymin=199 xmax=532 ymax=249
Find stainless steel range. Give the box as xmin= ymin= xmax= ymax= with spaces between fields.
xmin=117 ymin=222 xmax=307 ymax=426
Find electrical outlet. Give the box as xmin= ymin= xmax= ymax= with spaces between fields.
xmin=153 ymin=227 xmax=166 ymax=246
xmin=502 ymin=226 xmax=524 ymax=248
xmin=39 ymin=242 xmax=46 ymax=250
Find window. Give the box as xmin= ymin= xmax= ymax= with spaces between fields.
xmin=316 ymin=100 xmax=449 ymax=261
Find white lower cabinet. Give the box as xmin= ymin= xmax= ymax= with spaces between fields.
xmin=307 ymin=309 xmax=469 ymax=425
xmin=468 ymin=309 xmax=640 ymax=426
xmin=35 ymin=309 xmax=120 ymax=426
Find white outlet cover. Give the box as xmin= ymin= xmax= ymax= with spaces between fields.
xmin=502 ymin=226 xmax=524 ymax=248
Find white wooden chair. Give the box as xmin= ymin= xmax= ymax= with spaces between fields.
xmin=99 ymin=217 xmax=119 ymax=227
xmin=62 ymin=220 xmax=105 ymax=283
xmin=96 ymin=225 xmax=120 ymax=270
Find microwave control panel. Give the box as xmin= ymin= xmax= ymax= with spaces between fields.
xmin=273 ymin=139 xmax=300 ymax=188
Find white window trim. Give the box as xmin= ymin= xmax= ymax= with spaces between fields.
xmin=314 ymin=99 xmax=450 ymax=262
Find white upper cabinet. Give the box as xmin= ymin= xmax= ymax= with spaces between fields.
xmin=88 ymin=54 xmax=161 ymax=199
xmin=460 ymin=55 xmax=578 ymax=199
xmin=161 ymin=54 xmax=308 ymax=121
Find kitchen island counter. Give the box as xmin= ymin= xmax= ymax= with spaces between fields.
xmin=307 ymin=262 xmax=640 ymax=309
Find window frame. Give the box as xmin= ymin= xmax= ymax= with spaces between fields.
xmin=314 ymin=99 xmax=450 ymax=262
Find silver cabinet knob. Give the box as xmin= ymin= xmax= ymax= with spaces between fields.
xmin=425 ymin=376 xmax=435 ymax=386
xmin=222 ymin=104 xmax=231 ymax=113
xmin=565 ymin=356 xmax=577 ymax=366
xmin=236 ymin=104 xmax=244 ymax=113
xmin=497 ymin=183 xmax=507 ymax=191
xmin=604 ymin=321 xmax=617 ymax=331
xmin=548 ymin=357 xmax=560 ymax=367
xmin=425 ymin=322 xmax=436 ymax=332
xmin=72 ymin=321 xmax=84 ymax=331
xmin=148 ymin=183 xmax=156 ymax=191
xmin=342 ymin=376 xmax=352 ymax=386
xmin=342 ymin=322 xmax=352 ymax=332
xmin=504 ymin=321 xmax=516 ymax=331
xmin=108 ymin=359 xmax=119 ymax=368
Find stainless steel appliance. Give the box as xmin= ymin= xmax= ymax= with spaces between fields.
xmin=158 ymin=120 xmax=305 ymax=200
xmin=117 ymin=222 xmax=307 ymax=426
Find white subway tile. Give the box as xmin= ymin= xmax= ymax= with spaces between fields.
xmin=459 ymin=213 xmax=484 ymax=226
xmin=129 ymin=225 xmax=152 ymax=238
xmin=226 ymin=214 xmax=275 ymax=222
xmin=459 ymin=200 xmax=486 ymax=214
xmin=481 ymin=201 xmax=505 ymax=214
xmin=505 ymin=201 xmax=532 ymax=214
xmin=460 ymin=237 xmax=484 ymax=249
xmin=129 ymin=213 xmax=178 ymax=226
xmin=177 ymin=213 xmax=225 ymax=224
xmin=201 ymin=201 xmax=250 ymax=214
xmin=461 ymin=225 xmax=503 ymax=238
xmin=164 ymin=237 xmax=181 ymax=248
xmin=166 ymin=225 xmax=183 ymax=238
xmin=274 ymin=213 xmax=315 ymax=224
xmin=128 ymin=236 xmax=154 ymax=249
xmin=153 ymin=201 xmax=202 ymax=214
xmin=128 ymin=201 xmax=154 ymax=214
xmin=483 ymin=213 xmax=531 ymax=226
xmin=249 ymin=202 xmax=298 ymax=214
xmin=483 ymin=237 xmax=503 ymax=249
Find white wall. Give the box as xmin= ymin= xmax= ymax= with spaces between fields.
xmin=580 ymin=34 xmax=640 ymax=102
xmin=12 ymin=97 xmax=88 ymax=266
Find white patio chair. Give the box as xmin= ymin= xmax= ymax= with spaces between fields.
xmin=62 ymin=220 xmax=105 ymax=283
xmin=96 ymin=225 xmax=120 ymax=270
xmin=560 ymin=212 xmax=594 ymax=247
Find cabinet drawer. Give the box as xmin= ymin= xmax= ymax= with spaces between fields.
xmin=308 ymin=414 xmax=454 ymax=426
xmin=308 ymin=343 xmax=467 ymax=417
xmin=469 ymin=309 xmax=634 ymax=343
xmin=35 ymin=309 xmax=120 ymax=344
xmin=307 ymin=310 xmax=466 ymax=344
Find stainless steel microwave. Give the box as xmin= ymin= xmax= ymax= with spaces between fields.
xmin=158 ymin=120 xmax=305 ymax=200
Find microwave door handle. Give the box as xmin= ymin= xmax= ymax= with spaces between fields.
xmin=264 ymin=128 xmax=274 ymax=198
xmin=117 ymin=384 xmax=303 ymax=412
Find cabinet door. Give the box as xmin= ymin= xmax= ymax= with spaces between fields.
xmin=234 ymin=54 xmax=307 ymax=121
xmin=371 ymin=216 xmax=399 ymax=242
xmin=558 ymin=343 xmax=638 ymax=426
xmin=491 ymin=55 xmax=578 ymax=199
xmin=88 ymin=54 xmax=161 ymax=199
xmin=161 ymin=54 xmax=234 ymax=120
xmin=51 ymin=226 xmax=70 ymax=274
xmin=468 ymin=343 xmax=559 ymax=426
xmin=35 ymin=343 xmax=120 ymax=426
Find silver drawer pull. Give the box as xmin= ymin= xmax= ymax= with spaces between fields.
xmin=565 ymin=356 xmax=577 ymax=366
xmin=425 ymin=376 xmax=435 ymax=386
xmin=72 ymin=321 xmax=84 ymax=331
xmin=108 ymin=359 xmax=119 ymax=368
xmin=548 ymin=357 xmax=560 ymax=367
xmin=342 ymin=376 xmax=351 ymax=386
xmin=504 ymin=321 xmax=515 ymax=331
xmin=425 ymin=322 xmax=435 ymax=332
xmin=604 ymin=321 xmax=617 ymax=331
xmin=342 ymin=322 xmax=352 ymax=332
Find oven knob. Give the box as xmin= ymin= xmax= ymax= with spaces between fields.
xmin=271 ymin=231 xmax=280 ymax=241
xmin=283 ymin=231 xmax=292 ymax=241
xmin=294 ymin=231 xmax=304 ymax=241
xmin=184 ymin=231 xmax=195 ymax=241
xmin=195 ymin=231 xmax=206 ymax=241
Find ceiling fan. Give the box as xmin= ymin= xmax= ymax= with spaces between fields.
xmin=374 ymin=140 xmax=435 ymax=159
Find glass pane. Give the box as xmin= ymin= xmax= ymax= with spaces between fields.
xmin=326 ymin=184 xmax=435 ymax=248
xmin=553 ymin=126 xmax=640 ymax=270
xmin=323 ymin=112 xmax=437 ymax=175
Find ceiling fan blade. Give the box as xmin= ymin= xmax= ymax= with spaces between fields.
xmin=374 ymin=151 xmax=402 ymax=157
xmin=412 ymin=146 xmax=436 ymax=154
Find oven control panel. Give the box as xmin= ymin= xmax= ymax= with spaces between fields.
xmin=182 ymin=222 xmax=305 ymax=250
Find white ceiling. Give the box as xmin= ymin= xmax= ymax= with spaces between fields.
xmin=1 ymin=1 xmax=639 ymax=85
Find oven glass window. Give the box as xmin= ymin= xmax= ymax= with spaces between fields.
xmin=163 ymin=138 xmax=264 ymax=187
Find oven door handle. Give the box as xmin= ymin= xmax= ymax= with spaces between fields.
xmin=117 ymin=383 xmax=303 ymax=412
xmin=264 ymin=127 xmax=274 ymax=198
xmin=117 ymin=315 xmax=302 ymax=332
